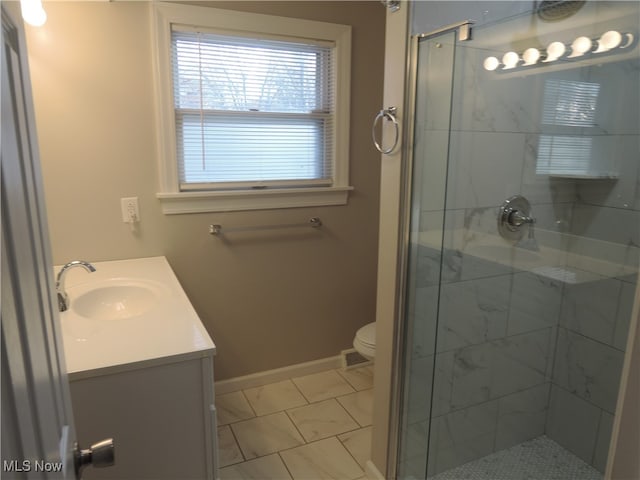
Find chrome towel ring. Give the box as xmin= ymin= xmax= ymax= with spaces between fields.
xmin=372 ymin=106 xmax=399 ymax=155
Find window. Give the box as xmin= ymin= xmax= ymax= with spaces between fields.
xmin=536 ymin=79 xmax=617 ymax=178
xmin=153 ymin=3 xmax=352 ymax=213
xmin=173 ymin=31 xmax=333 ymax=188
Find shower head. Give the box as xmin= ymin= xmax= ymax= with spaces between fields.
xmin=536 ymin=0 xmax=586 ymax=22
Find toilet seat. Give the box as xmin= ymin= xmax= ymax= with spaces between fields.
xmin=353 ymin=322 xmax=376 ymax=359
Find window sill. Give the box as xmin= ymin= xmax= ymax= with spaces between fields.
xmin=156 ymin=186 xmax=354 ymax=214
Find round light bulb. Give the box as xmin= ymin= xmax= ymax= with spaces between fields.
xmin=595 ymin=30 xmax=622 ymax=52
xmin=483 ymin=56 xmax=500 ymax=71
xmin=569 ymin=36 xmax=593 ymax=57
xmin=502 ymin=51 xmax=520 ymax=69
xmin=545 ymin=41 xmax=566 ymax=62
xmin=20 ymin=0 xmax=47 ymax=27
xmin=621 ymin=33 xmax=635 ymax=48
xmin=522 ymin=48 xmax=541 ymax=65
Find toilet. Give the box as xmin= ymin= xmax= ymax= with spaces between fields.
xmin=353 ymin=322 xmax=376 ymax=360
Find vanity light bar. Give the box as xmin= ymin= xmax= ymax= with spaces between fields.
xmin=483 ymin=30 xmax=635 ymax=71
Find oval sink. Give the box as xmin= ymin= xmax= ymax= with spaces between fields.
xmin=70 ymin=279 xmax=168 ymax=320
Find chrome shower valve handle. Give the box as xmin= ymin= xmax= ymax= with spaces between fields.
xmin=507 ymin=209 xmax=535 ymax=228
xmin=498 ymin=195 xmax=536 ymax=241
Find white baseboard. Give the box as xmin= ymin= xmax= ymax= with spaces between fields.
xmin=214 ymin=355 xmax=343 ymax=395
xmin=365 ymin=460 xmax=386 ymax=480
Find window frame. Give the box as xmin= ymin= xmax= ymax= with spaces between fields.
xmin=152 ymin=3 xmax=353 ymax=214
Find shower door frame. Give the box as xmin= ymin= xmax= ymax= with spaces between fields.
xmin=388 ymin=19 xmax=474 ymax=479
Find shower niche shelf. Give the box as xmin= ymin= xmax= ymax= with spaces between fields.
xmin=547 ymin=173 xmax=619 ymax=179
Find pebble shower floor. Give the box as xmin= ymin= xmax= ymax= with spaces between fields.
xmin=429 ymin=436 xmax=602 ymax=480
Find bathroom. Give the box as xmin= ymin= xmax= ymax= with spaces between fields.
xmin=1 ymin=0 xmax=638 ymax=479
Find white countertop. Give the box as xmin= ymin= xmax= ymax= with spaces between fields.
xmin=57 ymin=256 xmax=215 ymax=380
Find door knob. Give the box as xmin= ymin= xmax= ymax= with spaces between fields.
xmin=74 ymin=438 xmax=115 ymax=476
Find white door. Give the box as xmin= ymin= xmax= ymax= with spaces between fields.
xmin=2 ymin=4 xmax=77 ymax=478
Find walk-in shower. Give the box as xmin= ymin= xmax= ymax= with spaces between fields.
xmin=395 ymin=1 xmax=639 ymax=478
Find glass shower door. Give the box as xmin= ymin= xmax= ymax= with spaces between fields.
xmin=398 ymin=2 xmax=639 ymax=479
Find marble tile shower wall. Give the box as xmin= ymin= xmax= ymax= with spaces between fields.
xmin=403 ymin=250 xmax=636 ymax=478
xmin=546 ymin=214 xmax=638 ymax=469
xmin=400 ymin=29 xmax=638 ymax=479
xmin=402 ymin=243 xmax=563 ymax=478
xmin=566 ymin=56 xmax=640 ymax=275
xmin=544 ymin=27 xmax=640 ymax=473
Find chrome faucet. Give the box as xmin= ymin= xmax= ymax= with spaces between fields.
xmin=56 ymin=260 xmax=96 ymax=312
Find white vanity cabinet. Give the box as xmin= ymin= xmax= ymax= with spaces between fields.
xmin=69 ymin=353 xmax=217 ymax=479
xmin=58 ymin=257 xmax=217 ymax=479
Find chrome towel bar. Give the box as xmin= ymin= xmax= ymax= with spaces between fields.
xmin=209 ymin=217 xmax=322 ymax=235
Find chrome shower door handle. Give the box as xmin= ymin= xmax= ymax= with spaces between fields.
xmin=372 ymin=106 xmax=399 ymax=155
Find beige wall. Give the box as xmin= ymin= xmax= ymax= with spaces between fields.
xmin=26 ymin=1 xmax=385 ymax=381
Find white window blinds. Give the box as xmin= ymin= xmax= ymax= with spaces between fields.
xmin=541 ymin=79 xmax=599 ymax=127
xmin=171 ymin=28 xmax=335 ymax=190
xmin=536 ymin=79 xmax=605 ymax=177
xmin=536 ymin=135 xmax=594 ymax=176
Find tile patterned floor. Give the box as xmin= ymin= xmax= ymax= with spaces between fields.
xmin=216 ymin=365 xmax=374 ymax=479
